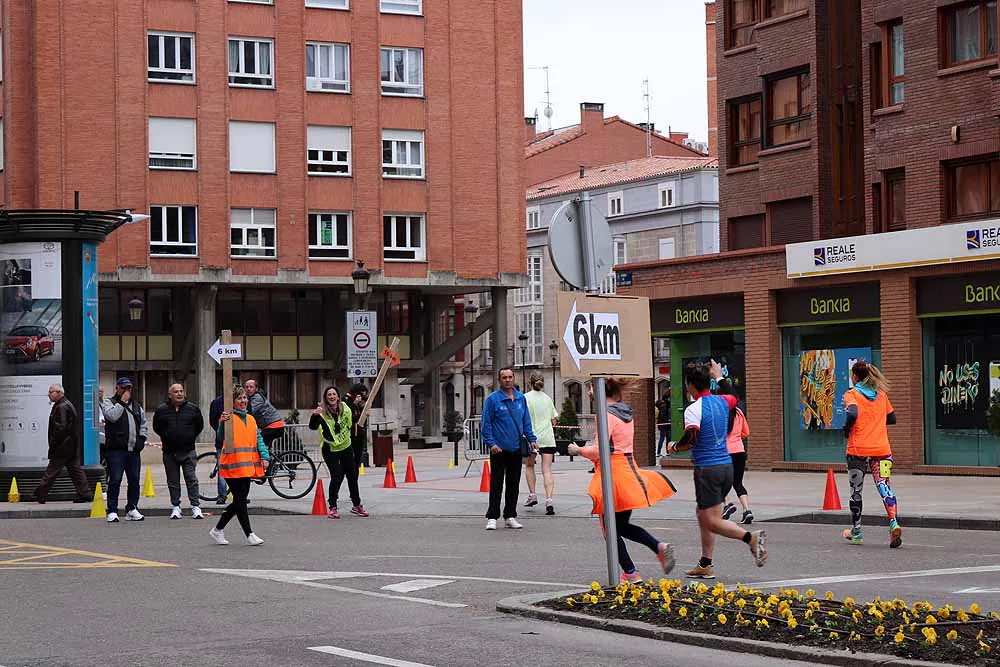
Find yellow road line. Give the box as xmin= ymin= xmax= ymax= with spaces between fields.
xmin=0 ymin=540 xmax=174 ymax=569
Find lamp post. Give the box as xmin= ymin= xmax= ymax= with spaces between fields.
xmin=517 ymin=330 xmax=528 ymax=389
xmin=548 ymin=339 xmax=559 ymax=399
xmin=128 ymin=296 xmax=144 ymax=390
xmin=465 ymin=301 xmax=478 ymax=417
xmin=351 ymin=259 xmax=371 ymax=309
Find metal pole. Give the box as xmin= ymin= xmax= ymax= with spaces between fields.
xmin=521 ymin=348 xmax=526 ymax=389
xmin=577 ymin=191 xmax=619 ymax=586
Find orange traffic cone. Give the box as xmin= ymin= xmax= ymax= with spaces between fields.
xmin=311 ymin=482 xmax=328 ymax=516
xmin=404 ymin=456 xmax=418 ymax=483
xmin=479 ymin=460 xmax=491 ymax=493
xmin=822 ymin=469 xmax=842 ymax=510
xmin=383 ymin=459 xmax=397 ymax=489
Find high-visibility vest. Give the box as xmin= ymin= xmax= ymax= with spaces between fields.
xmin=219 ymin=413 xmax=265 ymax=479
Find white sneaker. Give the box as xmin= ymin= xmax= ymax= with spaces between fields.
xmin=125 ymin=509 xmax=144 ymax=521
xmin=169 ymin=506 xmax=182 ymax=520
xmin=485 ymin=519 xmax=498 ymax=531
xmin=246 ymin=533 xmax=264 ymax=546
xmin=190 ymin=506 xmax=204 ymax=520
xmin=209 ymin=528 xmax=229 ymax=545
xmin=106 ymin=512 xmax=119 ymax=523
xmin=505 ymin=518 xmax=523 ymax=529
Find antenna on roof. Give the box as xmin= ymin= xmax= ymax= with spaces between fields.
xmin=643 ymin=79 xmax=652 ymax=158
xmin=529 ymin=66 xmax=554 ymax=130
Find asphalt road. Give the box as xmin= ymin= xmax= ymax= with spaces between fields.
xmin=2 ymin=514 xmax=999 ymax=667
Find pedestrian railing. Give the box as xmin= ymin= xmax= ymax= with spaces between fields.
xmin=463 ymin=417 xmax=486 ymax=477
xmin=269 ymin=423 xmax=323 ymax=461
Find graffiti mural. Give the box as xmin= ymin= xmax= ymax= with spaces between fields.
xmin=799 ymin=347 xmax=871 ymax=430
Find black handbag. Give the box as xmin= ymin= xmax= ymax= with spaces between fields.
xmin=511 ymin=400 xmax=533 ymax=457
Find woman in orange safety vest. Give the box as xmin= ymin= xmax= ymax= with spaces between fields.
xmin=209 ymin=386 xmax=270 ymax=546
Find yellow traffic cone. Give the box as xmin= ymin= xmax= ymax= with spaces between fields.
xmin=447 ymin=459 xmax=455 ymax=470
xmin=391 ymin=460 xmax=396 ymax=474
xmin=142 ymin=467 xmax=156 ymax=497
xmin=90 ymin=482 xmax=106 ymax=519
xmin=359 ymin=463 xmax=366 ymax=476
xmin=7 ymin=477 xmax=20 ymax=503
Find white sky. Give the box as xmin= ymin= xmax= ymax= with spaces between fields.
xmin=523 ymin=0 xmax=710 ymax=143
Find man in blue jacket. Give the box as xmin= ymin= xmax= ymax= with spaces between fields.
xmin=480 ymin=366 xmax=536 ymax=530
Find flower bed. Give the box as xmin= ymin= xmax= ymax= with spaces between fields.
xmin=540 ymin=579 xmax=999 ymax=665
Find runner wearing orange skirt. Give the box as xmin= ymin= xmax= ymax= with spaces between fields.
xmin=568 ymin=377 xmax=677 ymax=584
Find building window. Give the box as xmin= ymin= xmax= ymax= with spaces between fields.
xmin=765 ymin=0 xmax=808 ymax=19
xmin=382 ymin=129 xmax=424 ymax=178
xmin=0 ymin=118 xmax=4 ymax=171
xmin=516 ymin=310 xmax=543 ymax=365
xmin=729 ymin=214 xmax=765 ymax=250
xmin=381 ymin=0 xmax=421 ymax=14
xmin=230 ymin=0 xmax=273 ymax=3
xmin=228 ymin=37 xmax=273 ymax=87
xmin=306 ymin=42 xmax=349 ymax=92
xmin=306 ymin=0 xmax=348 ymax=8
xmin=948 ymin=156 xmax=1000 ymax=220
xmin=608 ymin=191 xmax=623 ymax=217
xmin=943 ymin=1 xmax=998 ymax=67
xmin=230 ymin=208 xmax=277 ymax=258
xmin=658 ymin=237 xmax=676 ymax=259
xmin=229 ymin=121 xmax=275 ymax=173
xmin=726 ymin=0 xmax=758 ymax=48
xmin=308 ymin=212 xmax=352 ymax=259
xmin=886 ymin=22 xmax=905 ymax=104
xmin=516 ymin=251 xmax=543 ymax=305
xmin=614 ymin=237 xmax=627 ymax=265
xmin=380 ymin=47 xmax=423 ymax=96
xmin=767 ymin=196 xmax=812 ymax=245
xmin=765 ymin=69 xmax=810 ymax=147
xmin=148 ymin=117 xmax=196 ymax=170
xmin=307 ymin=125 xmax=351 ymax=175
xmin=729 ymin=96 xmax=761 ymax=166
xmin=884 ymin=170 xmax=906 ymax=231
xmin=526 ymin=206 xmax=541 ymax=230
xmin=150 ymin=205 xmax=197 ymax=256
xmin=383 ymin=214 xmax=425 ymax=261
xmin=565 ymin=381 xmax=583 ymax=414
xmin=147 ymin=32 xmax=194 ymax=83
xmin=658 ymin=182 xmax=676 ymax=208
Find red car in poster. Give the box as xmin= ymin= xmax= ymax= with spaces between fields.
xmin=3 ymin=325 xmax=55 ymax=361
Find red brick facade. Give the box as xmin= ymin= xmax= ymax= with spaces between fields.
xmin=705 ymin=1 xmax=718 ymax=157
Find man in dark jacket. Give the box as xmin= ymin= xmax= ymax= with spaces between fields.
xmin=100 ymin=377 xmax=147 ymax=522
xmin=346 ymin=384 xmax=369 ymax=469
xmin=33 ymin=384 xmax=91 ymax=503
xmin=245 ymin=379 xmax=285 ymax=452
xmin=152 ymin=383 xmax=204 ymax=519
xmin=209 ymin=394 xmax=229 ymax=504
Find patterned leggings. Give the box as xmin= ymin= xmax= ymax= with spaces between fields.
xmin=846 ymin=454 xmax=897 ymax=530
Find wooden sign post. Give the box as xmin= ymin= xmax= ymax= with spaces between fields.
xmin=357 ymin=336 xmax=400 ymax=428
xmin=207 ymin=330 xmax=242 ymax=455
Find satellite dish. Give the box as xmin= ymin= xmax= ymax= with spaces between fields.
xmin=544 ymin=106 xmax=554 ymax=119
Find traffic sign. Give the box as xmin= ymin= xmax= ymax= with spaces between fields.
xmin=547 ymin=199 xmax=614 ymax=290
xmin=557 ymin=292 xmax=653 ymax=379
xmin=207 ymin=339 xmax=242 ymax=365
xmin=347 ymin=311 xmax=378 ymax=378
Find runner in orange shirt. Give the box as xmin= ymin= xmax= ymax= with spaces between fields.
xmin=841 ymin=360 xmax=901 ymax=549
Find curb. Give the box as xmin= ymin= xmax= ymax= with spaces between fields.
xmin=769 ymin=512 xmax=1000 ymax=532
xmin=0 ymin=506 xmax=303 ymax=520
xmin=496 ymin=591 xmax=959 ymax=667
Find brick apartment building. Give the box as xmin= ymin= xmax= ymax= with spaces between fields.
xmin=621 ymin=0 xmax=1000 ymax=474
xmin=0 ymin=0 xmax=525 ymax=438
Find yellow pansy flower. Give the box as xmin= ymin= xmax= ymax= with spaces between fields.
xmin=717 ymin=613 xmax=728 ymax=625
xmin=829 ymin=631 xmax=840 ymax=640
xmin=969 ymin=603 xmax=981 ymax=615
xmin=805 ymin=589 xmax=815 ymax=598
xmin=590 ymin=582 xmax=601 ymax=591
xmin=925 ymin=615 xmax=937 ymax=625
xmin=874 ymin=625 xmax=885 ymax=638
xmin=788 ymin=618 xmax=798 ymax=630
xmin=678 ymin=606 xmax=688 ymax=618
xmin=894 ymin=632 xmax=905 ymax=644
xmin=947 ymin=630 xmax=958 ymax=641
xmin=843 ymin=597 xmax=855 ymax=608
xmin=825 ymin=591 xmax=835 ymax=600
xmin=956 ymin=610 xmax=969 ymax=623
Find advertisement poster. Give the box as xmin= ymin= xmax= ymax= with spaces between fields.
xmin=934 ymin=335 xmax=1000 ymax=431
xmin=0 ymin=242 xmax=63 ymax=466
xmin=82 ymin=243 xmax=100 ymax=465
xmin=799 ymin=347 xmax=871 ymax=430
xmin=681 ymin=353 xmax=745 ymax=400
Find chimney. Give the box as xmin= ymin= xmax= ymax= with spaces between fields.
xmin=706 ymin=1 xmax=718 ymax=156
xmin=580 ymin=102 xmax=605 ymax=132
xmin=638 ymin=122 xmax=655 ymax=133
xmin=669 ymin=131 xmax=689 ymax=145
xmin=579 ymin=165 xmax=585 ymax=179
xmin=525 ymin=116 xmax=537 ymax=142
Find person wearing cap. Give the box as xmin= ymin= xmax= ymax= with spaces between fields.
xmin=99 ymin=377 xmax=147 ymax=523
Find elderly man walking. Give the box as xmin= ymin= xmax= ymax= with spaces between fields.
xmin=153 ymin=383 xmax=205 ymax=519
xmin=32 ymin=385 xmax=91 ymax=503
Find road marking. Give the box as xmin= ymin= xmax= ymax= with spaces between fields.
xmin=954 ymin=586 xmax=1000 ymax=594
xmin=308 ymin=646 xmax=434 ymax=667
xmin=747 ymin=564 xmax=1000 ymax=590
xmin=381 ymin=579 xmax=455 ymax=593
xmin=202 ymin=568 xmax=582 ymax=588
xmin=202 ymin=569 xmax=467 ymax=609
xmin=357 ymin=555 xmax=466 ymax=560
xmin=0 ymin=540 xmax=174 ymax=571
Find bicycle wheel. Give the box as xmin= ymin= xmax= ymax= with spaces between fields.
xmin=268 ymin=450 xmax=317 ymax=500
xmin=195 ymin=450 xmax=222 ymax=503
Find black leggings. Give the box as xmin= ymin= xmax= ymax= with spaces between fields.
xmin=216 ymin=477 xmax=252 ymax=536
xmin=323 ymin=446 xmax=361 ymax=509
xmin=602 ymin=510 xmax=661 ymax=575
xmin=730 ymin=452 xmax=748 ymax=497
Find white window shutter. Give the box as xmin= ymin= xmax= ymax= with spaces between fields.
xmin=230 ymin=121 xmax=276 ymax=172
xmin=307 ymin=125 xmax=350 ymax=151
xmin=149 ymin=117 xmax=196 ymax=156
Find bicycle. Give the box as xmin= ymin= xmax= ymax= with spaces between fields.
xmin=196 ymin=448 xmax=317 ymax=501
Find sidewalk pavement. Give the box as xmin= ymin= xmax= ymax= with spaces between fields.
xmin=4 ymin=445 xmax=999 ymax=529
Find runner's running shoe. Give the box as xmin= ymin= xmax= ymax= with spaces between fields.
xmin=619 ymin=571 xmax=643 ymax=584
xmin=889 ymin=520 xmax=903 ymax=549
xmin=739 ymin=510 xmax=754 ymax=525
xmin=524 ymin=494 xmax=538 ymax=507
xmin=722 ymin=503 xmax=737 ymax=520
xmin=685 ymin=564 xmax=716 ymax=579
xmin=657 ymin=542 xmax=676 ymax=575
xmin=843 ymin=527 xmax=863 ymax=545
xmin=749 ymin=530 xmax=768 ymax=567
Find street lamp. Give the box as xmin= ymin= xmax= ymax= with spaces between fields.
xmin=549 ymin=339 xmax=559 ymax=398
xmin=351 ymin=259 xmax=371 ymax=308
xmin=518 ymin=330 xmax=528 ymax=389
xmin=465 ymin=301 xmax=478 ymax=418
xmin=128 ymin=296 xmax=144 ymax=388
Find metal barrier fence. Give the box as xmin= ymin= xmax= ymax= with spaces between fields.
xmin=269 ymin=423 xmax=323 ymax=461
xmin=462 ymin=415 xmax=597 ymax=477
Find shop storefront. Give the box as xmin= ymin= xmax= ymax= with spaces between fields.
xmin=650 ymin=294 xmax=745 ymax=441
xmin=918 ymin=273 xmax=1000 ymax=467
xmin=777 ymin=283 xmax=881 ymax=463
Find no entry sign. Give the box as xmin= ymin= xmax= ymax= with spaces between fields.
xmin=347 ymin=311 xmax=378 ymax=378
